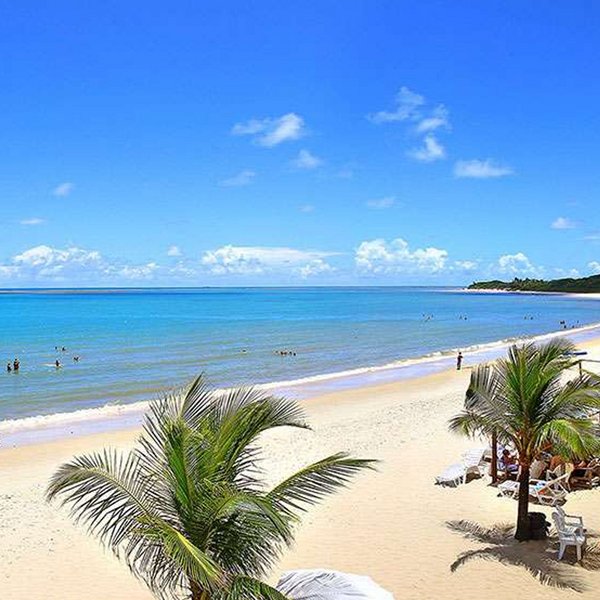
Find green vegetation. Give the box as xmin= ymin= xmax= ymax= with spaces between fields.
xmin=47 ymin=375 xmax=375 ymax=600
xmin=468 ymin=274 xmax=600 ymax=293
xmin=450 ymin=338 xmax=600 ymax=541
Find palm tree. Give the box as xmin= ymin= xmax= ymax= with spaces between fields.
xmin=449 ymin=338 xmax=600 ymax=541
xmin=47 ymin=376 xmax=375 ymax=600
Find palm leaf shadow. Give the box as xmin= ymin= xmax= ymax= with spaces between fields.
xmin=447 ymin=520 xmax=600 ymax=592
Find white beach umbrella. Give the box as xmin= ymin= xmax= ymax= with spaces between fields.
xmin=277 ymin=569 xmax=394 ymax=600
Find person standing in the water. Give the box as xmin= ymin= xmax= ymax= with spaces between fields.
xmin=13 ymin=358 xmax=20 ymax=372
xmin=6 ymin=362 xmax=11 ymax=373
xmin=456 ymin=351 xmax=463 ymax=371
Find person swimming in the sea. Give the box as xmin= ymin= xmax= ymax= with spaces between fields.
xmin=55 ymin=359 xmax=61 ymax=368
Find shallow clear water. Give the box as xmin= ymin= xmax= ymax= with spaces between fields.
xmin=0 ymin=287 xmax=598 ymax=423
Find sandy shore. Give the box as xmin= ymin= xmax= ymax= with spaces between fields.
xmin=2 ymin=336 xmax=600 ymax=599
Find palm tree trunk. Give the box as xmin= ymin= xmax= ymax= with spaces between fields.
xmin=515 ymin=464 xmax=530 ymax=541
xmin=491 ymin=430 xmax=498 ymax=485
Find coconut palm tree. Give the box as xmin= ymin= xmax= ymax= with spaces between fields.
xmin=47 ymin=376 xmax=375 ymax=600
xmin=449 ymin=338 xmax=600 ymax=541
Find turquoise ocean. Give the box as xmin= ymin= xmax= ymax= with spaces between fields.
xmin=1 ymin=287 xmax=599 ymax=443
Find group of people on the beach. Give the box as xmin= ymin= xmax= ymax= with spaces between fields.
xmin=498 ymin=446 xmax=599 ymax=483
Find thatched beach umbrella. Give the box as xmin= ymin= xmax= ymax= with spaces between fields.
xmin=277 ymin=569 xmax=394 ymax=600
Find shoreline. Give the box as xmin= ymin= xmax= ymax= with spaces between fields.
xmin=2 ymin=333 xmax=600 ymax=599
xmin=460 ymin=287 xmax=600 ymax=299
xmin=2 ymin=320 xmax=600 ymax=449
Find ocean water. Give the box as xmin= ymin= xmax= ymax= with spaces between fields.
xmin=0 ymin=287 xmax=599 ymax=433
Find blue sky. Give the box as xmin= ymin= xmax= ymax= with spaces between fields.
xmin=1 ymin=1 xmax=599 ymax=286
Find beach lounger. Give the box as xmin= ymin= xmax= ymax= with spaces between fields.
xmin=552 ymin=511 xmax=586 ymax=561
xmin=435 ymin=447 xmax=486 ymax=486
xmin=498 ymin=473 xmax=569 ymax=506
xmin=530 ymin=475 xmax=569 ymax=506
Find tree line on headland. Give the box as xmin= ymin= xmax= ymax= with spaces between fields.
xmin=468 ymin=274 xmax=600 ymax=293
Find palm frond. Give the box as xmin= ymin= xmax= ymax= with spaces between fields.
xmin=226 ymin=575 xmax=290 ymax=600
xmin=46 ymin=448 xmax=156 ymax=551
xmin=268 ymin=453 xmax=377 ymax=514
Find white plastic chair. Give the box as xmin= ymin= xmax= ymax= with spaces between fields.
xmin=552 ymin=511 xmax=586 ymax=561
xmin=556 ymin=506 xmax=585 ymax=535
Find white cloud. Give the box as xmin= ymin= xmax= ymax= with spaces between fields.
xmin=20 ymin=217 xmax=44 ymax=226
xmin=368 ymin=86 xmax=425 ymax=124
xmin=415 ymin=105 xmax=450 ymax=133
xmin=115 ymin=262 xmax=159 ymax=280
xmin=201 ymin=245 xmax=334 ymax=276
xmin=220 ymin=169 xmax=256 ymax=187
xmin=291 ymin=149 xmax=322 ymax=169
xmin=299 ymin=204 xmax=315 ymax=213
xmin=454 ymin=260 xmax=478 ymax=271
xmin=454 ymin=159 xmax=513 ymax=179
xmin=167 ymin=245 xmax=182 ymax=257
xmin=298 ymin=259 xmax=334 ymax=279
xmin=366 ymin=196 xmax=395 ymax=209
xmin=588 ymin=261 xmax=600 ymax=274
xmin=584 ymin=233 xmax=600 ymax=241
xmin=0 ymin=244 xmax=166 ymax=284
xmin=408 ymin=135 xmax=445 ymax=162
xmin=52 ymin=182 xmax=74 ymax=197
xmin=551 ymin=217 xmax=576 ymax=230
xmin=232 ymin=113 xmax=305 ymax=147
xmin=497 ymin=252 xmax=540 ymax=276
xmin=14 ymin=245 xmax=101 ymax=268
xmin=355 ymin=238 xmax=448 ymax=274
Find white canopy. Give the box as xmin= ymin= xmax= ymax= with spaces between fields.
xmin=276 ymin=569 xmax=394 ymax=600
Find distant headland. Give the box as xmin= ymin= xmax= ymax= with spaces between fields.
xmin=467 ymin=274 xmax=600 ymax=294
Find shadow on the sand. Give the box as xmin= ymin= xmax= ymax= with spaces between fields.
xmin=446 ymin=520 xmax=600 ymax=592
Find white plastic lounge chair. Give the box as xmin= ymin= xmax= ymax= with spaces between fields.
xmin=530 ymin=475 xmax=569 ymax=506
xmin=498 ymin=479 xmax=519 ymax=499
xmin=552 ymin=511 xmax=586 ymax=561
xmin=435 ymin=447 xmax=486 ymax=486
xmin=498 ymin=473 xmax=569 ymax=506
xmin=435 ymin=463 xmax=466 ymax=487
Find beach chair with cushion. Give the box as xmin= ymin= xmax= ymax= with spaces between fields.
xmin=552 ymin=511 xmax=586 ymax=561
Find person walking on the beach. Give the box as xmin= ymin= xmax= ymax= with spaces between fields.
xmin=13 ymin=358 xmax=20 ymax=372
xmin=456 ymin=351 xmax=463 ymax=371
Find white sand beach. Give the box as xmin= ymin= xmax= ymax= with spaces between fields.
xmin=1 ymin=336 xmax=600 ymax=599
